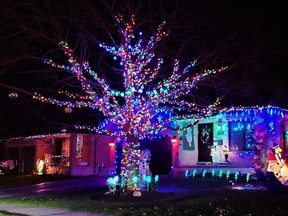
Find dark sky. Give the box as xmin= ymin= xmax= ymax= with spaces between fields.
xmin=0 ymin=0 xmax=287 ymax=138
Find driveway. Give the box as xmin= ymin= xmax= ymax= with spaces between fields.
xmin=0 ymin=175 xmax=108 ymax=199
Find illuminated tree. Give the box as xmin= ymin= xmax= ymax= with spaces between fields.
xmin=32 ymin=15 xmax=227 ymax=189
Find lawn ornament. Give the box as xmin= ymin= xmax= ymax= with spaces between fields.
xmin=223 ymin=145 xmax=230 ymax=162
xmin=256 ymin=144 xmax=288 ymax=193
xmin=36 ymin=159 xmax=44 ymax=175
xmin=132 ymin=190 xmax=142 ymax=197
xmin=267 ymin=151 xmax=281 ymax=175
xmin=208 ymin=144 xmax=220 ymax=163
xmin=270 ymin=144 xmax=288 ymax=184
xmin=105 ymin=176 xmax=120 ymax=195
xmin=272 ymin=144 xmax=285 ymax=167
xmin=139 ymin=149 xmax=152 ymax=189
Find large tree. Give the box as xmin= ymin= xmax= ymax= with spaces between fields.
xmin=0 ymin=0 xmax=236 ymax=135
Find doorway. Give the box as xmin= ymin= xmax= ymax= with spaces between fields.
xmin=198 ymin=123 xmax=213 ymax=162
xmin=22 ymin=146 xmax=36 ymax=174
xmin=140 ymin=136 xmax=172 ymax=175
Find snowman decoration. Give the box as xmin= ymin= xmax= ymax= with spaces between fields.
xmin=138 ymin=149 xmax=152 ymax=189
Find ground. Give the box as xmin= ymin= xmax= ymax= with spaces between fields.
xmin=1 ymin=173 xmax=288 ymax=216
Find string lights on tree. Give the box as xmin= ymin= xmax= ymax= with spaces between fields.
xmin=33 ymin=15 xmax=228 ymax=190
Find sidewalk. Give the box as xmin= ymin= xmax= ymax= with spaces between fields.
xmin=0 ymin=203 xmax=108 ymax=216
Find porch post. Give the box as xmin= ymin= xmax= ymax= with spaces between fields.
xmin=172 ymin=138 xmax=179 ymax=167
xmin=70 ymin=133 xmax=77 ymax=175
xmin=18 ymin=141 xmax=23 ymax=173
xmin=90 ymin=135 xmax=96 ymax=173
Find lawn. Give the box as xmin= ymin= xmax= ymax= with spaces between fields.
xmin=0 ymin=174 xmax=288 ymax=216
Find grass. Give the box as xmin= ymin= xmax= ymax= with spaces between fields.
xmin=0 ymin=174 xmax=288 ymax=215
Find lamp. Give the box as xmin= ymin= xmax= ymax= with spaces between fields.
xmin=171 ymin=136 xmax=177 ymax=144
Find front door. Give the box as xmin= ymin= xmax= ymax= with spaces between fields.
xmin=198 ymin=123 xmax=213 ymax=162
xmin=22 ymin=146 xmax=35 ymax=174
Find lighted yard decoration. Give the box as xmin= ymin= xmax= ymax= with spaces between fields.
xmin=254 ymin=143 xmax=288 ymax=193
xmin=268 ymin=144 xmax=288 ymax=184
xmin=33 ymin=15 xmax=228 ymax=191
xmin=36 ymin=159 xmax=44 ymax=175
xmin=105 ymin=176 xmax=119 ymax=195
xmin=138 ymin=149 xmax=152 ymax=189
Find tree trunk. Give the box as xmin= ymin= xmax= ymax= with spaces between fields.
xmin=121 ymin=136 xmax=140 ymax=191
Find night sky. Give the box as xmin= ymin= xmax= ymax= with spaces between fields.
xmin=0 ymin=0 xmax=287 ymax=138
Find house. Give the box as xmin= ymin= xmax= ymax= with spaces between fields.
xmin=3 ymin=133 xmax=115 ymax=176
xmin=3 ymin=105 xmax=288 ymax=178
xmin=171 ymin=105 xmax=288 ymax=177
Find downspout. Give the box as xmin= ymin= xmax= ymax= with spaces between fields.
xmin=18 ymin=141 xmax=23 ymax=173
xmin=93 ymin=136 xmax=100 ymax=173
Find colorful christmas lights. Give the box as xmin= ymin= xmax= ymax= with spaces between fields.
xmin=7 ymin=133 xmax=66 ymax=141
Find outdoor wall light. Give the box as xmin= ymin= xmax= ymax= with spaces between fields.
xmin=171 ymin=136 xmax=177 ymax=144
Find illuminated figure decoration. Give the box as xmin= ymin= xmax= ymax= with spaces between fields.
xmin=270 ymin=144 xmax=288 ymax=184
xmin=139 ymin=149 xmax=152 ymax=189
xmin=254 ymin=144 xmax=288 ymax=194
xmin=209 ymin=144 xmax=220 ymax=163
xmin=267 ymin=151 xmax=281 ymax=177
xmin=256 ymin=144 xmax=288 ymax=193
xmin=272 ymin=144 xmax=285 ymax=167
xmin=37 ymin=159 xmax=44 ymax=175
xmin=223 ymin=145 xmax=230 ymax=162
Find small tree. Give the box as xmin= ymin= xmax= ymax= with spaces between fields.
xmin=33 ymin=15 xmax=227 ymax=190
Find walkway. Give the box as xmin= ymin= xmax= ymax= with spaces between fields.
xmin=0 ymin=203 xmax=109 ymax=216
xmin=0 ymin=175 xmax=110 ymax=215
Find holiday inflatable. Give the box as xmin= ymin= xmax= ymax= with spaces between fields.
xmin=254 ymin=144 xmax=288 ymax=193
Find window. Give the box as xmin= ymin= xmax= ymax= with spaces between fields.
xmin=229 ymin=121 xmax=254 ymax=151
